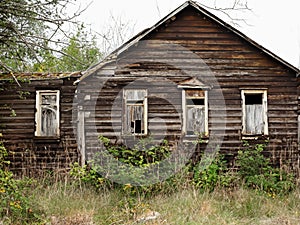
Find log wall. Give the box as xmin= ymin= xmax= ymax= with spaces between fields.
xmin=79 ymin=6 xmax=299 ymax=169
xmin=0 ymin=74 xmax=80 ymax=176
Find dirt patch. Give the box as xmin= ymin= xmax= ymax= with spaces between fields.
xmin=49 ymin=213 xmax=94 ymax=225
xmin=258 ymin=216 xmax=300 ymax=225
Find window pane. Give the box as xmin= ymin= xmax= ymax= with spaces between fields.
xmin=42 ymin=95 xmax=56 ymax=105
xmin=41 ymin=107 xmax=57 ymax=136
xmin=187 ymin=106 xmax=205 ymax=135
xmin=126 ymin=105 xmax=144 ymax=134
xmin=186 ymin=89 xmax=205 ymax=98
xmin=245 ymin=104 xmax=263 ymax=134
xmin=126 ymin=90 xmax=146 ymax=101
xmin=36 ymin=91 xmax=59 ymax=137
xmin=124 ymin=89 xmax=147 ymax=135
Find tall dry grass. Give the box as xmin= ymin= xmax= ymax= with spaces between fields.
xmin=28 ymin=178 xmax=300 ymax=225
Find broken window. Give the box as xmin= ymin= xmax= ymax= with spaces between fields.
xmin=35 ymin=90 xmax=60 ymax=137
xmin=241 ymin=90 xmax=268 ymax=135
xmin=123 ymin=89 xmax=147 ymax=135
xmin=183 ymin=89 xmax=208 ymax=136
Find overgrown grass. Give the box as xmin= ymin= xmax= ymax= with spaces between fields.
xmin=28 ymin=182 xmax=300 ymax=224
xmin=2 ymin=137 xmax=300 ymax=224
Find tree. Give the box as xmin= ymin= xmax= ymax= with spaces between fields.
xmin=97 ymin=13 xmax=135 ymax=57
xmin=34 ymin=26 xmax=102 ymax=72
xmin=0 ymin=0 xmax=251 ymax=73
xmin=198 ymin=0 xmax=251 ymax=27
xmin=0 ymin=0 xmax=85 ymax=72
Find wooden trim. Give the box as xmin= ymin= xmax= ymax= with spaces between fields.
xmin=182 ymin=89 xmax=186 ymax=135
xmin=78 ymin=109 xmax=85 ymax=166
xmin=123 ymin=89 xmax=148 ymax=135
xmin=144 ymin=92 xmax=148 ymax=135
xmin=241 ymin=89 xmax=268 ymax=135
xmin=35 ymin=90 xmax=60 ymax=137
xmin=182 ymin=89 xmax=209 ymax=136
xmin=204 ymin=90 xmax=209 ymax=136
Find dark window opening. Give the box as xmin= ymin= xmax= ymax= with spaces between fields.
xmin=133 ymin=120 xmax=142 ymax=133
xmin=127 ymin=100 xmax=144 ymax=104
xmin=245 ymin=94 xmax=262 ymax=105
xmin=186 ymin=98 xmax=204 ymax=105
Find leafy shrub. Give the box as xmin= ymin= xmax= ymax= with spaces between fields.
xmin=88 ymin=136 xmax=172 ymax=185
xmin=71 ymin=136 xmax=172 ymax=191
xmin=236 ymin=142 xmax=295 ymax=196
xmin=192 ymin=152 xmax=236 ymax=191
xmin=98 ymin=135 xmax=170 ymax=166
xmin=69 ymin=162 xmax=112 ymax=190
xmin=70 ymin=137 xmax=296 ymax=197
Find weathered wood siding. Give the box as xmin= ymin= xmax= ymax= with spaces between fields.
xmin=79 ymin=6 xmax=299 ymax=168
xmin=0 ymin=75 xmax=80 ymax=176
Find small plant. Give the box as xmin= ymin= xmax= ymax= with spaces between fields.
xmin=9 ymin=109 xmax=16 ymax=117
xmin=17 ymin=91 xmax=30 ymax=100
xmin=69 ymin=162 xmax=111 ymax=190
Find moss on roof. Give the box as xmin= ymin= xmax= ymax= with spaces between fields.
xmin=0 ymin=71 xmax=81 ymax=81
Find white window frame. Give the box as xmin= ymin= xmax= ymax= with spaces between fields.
xmin=123 ymin=89 xmax=148 ymax=135
xmin=35 ymin=90 xmax=60 ymax=137
xmin=241 ymin=89 xmax=268 ymax=136
xmin=182 ymin=89 xmax=209 ymax=136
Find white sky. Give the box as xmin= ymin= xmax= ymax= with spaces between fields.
xmin=72 ymin=0 xmax=300 ymax=68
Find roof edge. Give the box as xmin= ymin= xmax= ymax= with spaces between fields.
xmin=0 ymin=71 xmax=82 ymax=81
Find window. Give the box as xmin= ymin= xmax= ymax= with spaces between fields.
xmin=35 ymin=90 xmax=60 ymax=137
xmin=182 ymin=89 xmax=208 ymax=136
xmin=241 ymin=90 xmax=268 ymax=135
xmin=123 ymin=89 xmax=147 ymax=135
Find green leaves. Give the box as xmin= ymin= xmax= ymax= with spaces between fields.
xmin=192 ymin=153 xmax=231 ymax=191
xmin=236 ymin=142 xmax=295 ymax=196
xmin=98 ymin=135 xmax=170 ymax=167
xmin=34 ymin=26 xmax=102 ymax=72
xmin=0 ymin=0 xmax=101 ymax=72
xmin=0 ymin=135 xmax=43 ymax=224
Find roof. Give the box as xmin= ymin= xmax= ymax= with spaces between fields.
xmin=78 ymin=0 xmax=300 ymax=82
xmin=0 ymin=71 xmax=81 ymax=81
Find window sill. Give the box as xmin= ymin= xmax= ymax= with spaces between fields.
xmin=241 ymin=135 xmax=269 ymax=140
xmin=34 ymin=136 xmax=61 ymax=143
xmin=182 ymin=135 xmax=209 ymax=143
xmin=121 ymin=134 xmax=148 ymax=138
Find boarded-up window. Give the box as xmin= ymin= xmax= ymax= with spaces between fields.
xmin=124 ymin=89 xmax=147 ymax=135
xmin=242 ymin=90 xmax=268 ymax=135
xmin=183 ymin=89 xmax=208 ymax=136
xmin=35 ymin=90 xmax=60 ymax=137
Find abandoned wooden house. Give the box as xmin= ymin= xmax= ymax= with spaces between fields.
xmin=75 ymin=1 xmax=300 ymax=169
xmin=1 ymin=0 xmax=300 ymax=175
xmin=0 ymin=72 xmax=81 ymax=175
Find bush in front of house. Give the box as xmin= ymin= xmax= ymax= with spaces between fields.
xmin=236 ymin=142 xmax=295 ymax=196
xmin=70 ymin=136 xmax=297 ymax=197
